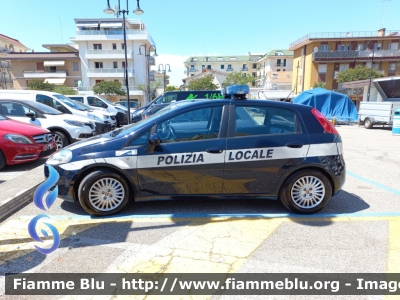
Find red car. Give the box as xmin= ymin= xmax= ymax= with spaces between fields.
xmin=0 ymin=114 xmax=56 ymax=170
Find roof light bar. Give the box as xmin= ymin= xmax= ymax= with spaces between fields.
xmin=222 ymin=85 xmax=250 ymax=99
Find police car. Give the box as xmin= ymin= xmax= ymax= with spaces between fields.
xmin=45 ymin=85 xmax=345 ymax=216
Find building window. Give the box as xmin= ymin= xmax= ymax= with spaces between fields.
xmin=191 ymin=57 xmax=198 ymax=62
xmin=320 ymin=45 xmax=329 ymax=52
xmin=95 ymin=80 xmax=103 ymax=84
xmin=275 ymin=51 xmax=284 ymax=56
xmin=357 ymin=44 xmax=365 ymax=51
xmin=374 ymin=43 xmax=382 ymax=50
xmin=229 ymin=57 xmax=237 ymax=61
xmin=191 ymin=74 xmax=194 ymax=76
xmin=318 ymin=64 xmax=327 ymax=73
xmin=113 ymin=62 xmax=118 ymax=68
xmin=114 ymin=79 xmax=119 ymax=82
xmin=252 ymin=63 xmax=257 ymax=69
xmin=389 ymin=63 xmax=397 ymax=72
xmin=339 ymin=64 xmax=349 ymax=72
xmin=207 ymin=65 xmax=211 ymax=70
xmin=277 ymin=59 xmax=281 ymax=66
xmin=73 ymin=80 xmax=79 ymax=87
xmin=112 ymin=43 xmax=117 ymax=50
xmin=216 ymin=57 xmax=223 ymax=61
xmin=202 ymin=65 xmax=205 ymax=69
xmin=93 ymin=44 xmax=102 ymax=50
xmin=272 ymin=73 xmax=278 ymax=79
xmin=122 ymin=61 xmax=126 ymax=68
xmin=204 ymin=57 xmax=211 ymax=62
xmin=95 ymin=62 xmax=103 ymax=69
xmin=277 ymin=69 xmax=281 ymax=72
xmin=388 ymin=43 xmax=399 ymax=50
xmin=72 ymin=62 xmax=79 ymax=71
xmin=338 ymin=44 xmax=350 ymax=51
xmin=283 ymin=69 xmax=286 ymax=71
xmin=221 ymin=65 xmax=224 ymax=69
xmin=283 ymin=59 xmax=286 ymax=67
xmin=121 ymin=43 xmax=125 ymax=50
xmin=227 ymin=64 xmax=232 ymax=71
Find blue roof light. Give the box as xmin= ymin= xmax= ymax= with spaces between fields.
xmin=222 ymin=85 xmax=250 ymax=99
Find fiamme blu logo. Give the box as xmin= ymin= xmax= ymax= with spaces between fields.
xmin=27 ymin=165 xmax=60 ymax=254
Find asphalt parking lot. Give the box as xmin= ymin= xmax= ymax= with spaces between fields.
xmin=1 ymin=124 xmax=400 ymax=299
xmin=0 ymin=158 xmax=46 ymax=184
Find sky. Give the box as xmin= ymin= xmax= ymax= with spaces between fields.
xmin=2 ymin=0 xmax=400 ymax=86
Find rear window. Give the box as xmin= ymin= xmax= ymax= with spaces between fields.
xmin=68 ymin=96 xmax=84 ymax=103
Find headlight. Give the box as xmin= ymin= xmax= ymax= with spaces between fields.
xmin=47 ymin=149 xmax=72 ymax=165
xmin=64 ymin=120 xmax=85 ymax=127
xmin=88 ymin=114 xmax=103 ymax=122
xmin=3 ymin=134 xmax=33 ymax=144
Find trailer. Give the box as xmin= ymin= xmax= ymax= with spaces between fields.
xmin=358 ymin=76 xmax=400 ymax=129
xmin=359 ymin=102 xmax=400 ymax=129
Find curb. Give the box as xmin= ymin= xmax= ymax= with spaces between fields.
xmin=0 ymin=165 xmax=44 ymax=222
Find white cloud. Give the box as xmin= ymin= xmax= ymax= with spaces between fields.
xmin=150 ymin=54 xmax=189 ymax=87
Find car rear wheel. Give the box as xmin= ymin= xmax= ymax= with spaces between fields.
xmin=78 ymin=169 xmax=130 ymax=216
xmin=364 ymin=118 xmax=373 ymax=129
xmin=52 ymin=130 xmax=68 ymax=150
xmin=280 ymin=169 xmax=332 ymax=214
xmin=0 ymin=150 xmax=6 ymax=170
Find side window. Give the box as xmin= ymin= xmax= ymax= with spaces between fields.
xmin=155 ymin=96 xmax=164 ymax=104
xmin=2 ymin=102 xmax=26 ymax=117
xmin=127 ymin=130 xmax=150 ymax=147
xmin=156 ymin=106 xmax=223 ymax=143
xmin=88 ymin=97 xmax=105 ymax=108
xmin=36 ymin=94 xmax=56 ymax=109
xmin=235 ymin=106 xmax=296 ymax=137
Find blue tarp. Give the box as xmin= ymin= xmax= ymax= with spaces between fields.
xmin=292 ymin=88 xmax=358 ymax=122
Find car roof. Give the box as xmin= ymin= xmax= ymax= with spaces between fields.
xmin=0 ymin=99 xmax=47 ymax=113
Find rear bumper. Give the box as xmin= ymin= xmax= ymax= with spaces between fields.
xmin=116 ymin=112 xmax=128 ymax=126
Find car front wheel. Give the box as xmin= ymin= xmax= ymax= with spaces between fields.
xmin=78 ymin=169 xmax=130 ymax=216
xmin=280 ymin=169 xmax=332 ymax=214
xmin=52 ymin=130 xmax=68 ymax=150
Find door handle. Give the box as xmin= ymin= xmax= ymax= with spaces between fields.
xmin=206 ymin=147 xmax=223 ymax=153
xmin=286 ymin=142 xmax=303 ymax=148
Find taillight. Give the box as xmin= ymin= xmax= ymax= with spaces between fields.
xmin=311 ymin=108 xmax=339 ymax=134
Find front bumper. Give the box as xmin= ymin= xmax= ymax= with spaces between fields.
xmin=94 ymin=122 xmax=112 ymax=134
xmin=45 ymin=164 xmax=77 ymax=202
xmin=116 ymin=112 xmax=128 ymax=126
xmin=6 ymin=141 xmax=56 ymax=165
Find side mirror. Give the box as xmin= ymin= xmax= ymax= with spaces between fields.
xmin=149 ymin=133 xmax=161 ymax=146
xmin=25 ymin=112 xmax=36 ymax=121
xmin=102 ymin=103 xmax=108 ymax=108
xmin=146 ymin=133 xmax=161 ymax=154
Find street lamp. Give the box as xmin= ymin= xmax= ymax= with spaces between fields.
xmin=103 ymin=0 xmax=144 ymax=124
xmin=158 ymin=64 xmax=171 ymax=92
xmin=138 ymin=44 xmax=158 ymax=103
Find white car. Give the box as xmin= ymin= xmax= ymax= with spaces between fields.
xmin=0 ymin=100 xmax=95 ymax=149
xmin=71 ymin=100 xmax=117 ymax=129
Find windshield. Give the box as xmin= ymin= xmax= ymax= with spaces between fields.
xmin=26 ymin=101 xmax=62 ymax=115
xmin=111 ymin=102 xmax=187 ymax=138
xmin=0 ymin=114 xmax=6 ymax=120
xmin=53 ymin=94 xmax=88 ymax=111
xmin=72 ymin=100 xmax=93 ymax=111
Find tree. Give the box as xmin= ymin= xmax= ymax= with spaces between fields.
xmin=28 ymin=79 xmax=55 ymax=92
xmin=92 ymin=81 xmax=126 ymax=100
xmin=221 ymin=71 xmax=256 ymax=88
xmin=165 ymin=85 xmax=179 ymax=91
xmin=136 ymin=79 xmax=163 ymax=100
xmin=312 ymin=82 xmax=327 ymax=89
xmin=337 ymin=65 xmax=384 ymax=83
xmin=187 ymin=75 xmax=218 ymax=90
xmin=53 ymin=85 xmax=77 ymax=95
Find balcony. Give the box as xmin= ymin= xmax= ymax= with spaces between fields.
xmin=73 ymin=29 xmax=155 ymax=45
xmin=313 ymin=49 xmax=400 ymax=63
xmin=227 ymin=68 xmax=233 ymax=72
xmin=87 ymin=68 xmax=133 ymax=78
xmin=289 ymin=30 xmax=400 ymax=49
xmin=85 ymin=49 xmax=132 ymax=59
xmin=189 ymin=68 xmax=196 ymax=73
xmin=241 ymin=67 xmax=249 ymax=71
xmin=23 ymin=70 xmax=67 ymax=78
xmin=275 ymin=63 xmax=286 ymax=67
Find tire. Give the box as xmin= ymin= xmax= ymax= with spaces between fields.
xmin=52 ymin=130 xmax=68 ymax=150
xmin=364 ymin=118 xmax=373 ymax=129
xmin=279 ymin=169 xmax=332 ymax=214
xmin=0 ymin=150 xmax=6 ymax=170
xmin=78 ymin=169 xmax=130 ymax=216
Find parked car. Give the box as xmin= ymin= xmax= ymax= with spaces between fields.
xmin=45 ymin=85 xmax=346 ymax=216
xmin=65 ymin=95 xmax=129 ymax=127
xmin=0 ymin=100 xmax=95 ymax=150
xmin=0 ymin=114 xmax=56 ymax=170
xmin=115 ymin=100 xmax=138 ymax=110
xmin=71 ymin=100 xmax=117 ymax=129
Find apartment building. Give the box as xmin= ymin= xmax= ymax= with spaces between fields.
xmin=290 ymin=28 xmax=400 ymax=94
xmin=0 ymin=34 xmax=29 ymax=89
xmin=6 ymin=44 xmax=81 ymax=89
xmin=70 ymin=18 xmax=156 ymax=105
xmin=255 ymin=49 xmax=293 ymax=90
xmin=184 ymin=54 xmax=262 ymax=86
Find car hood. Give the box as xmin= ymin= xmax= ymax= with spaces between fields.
xmin=53 ymin=114 xmax=95 ymax=124
xmin=0 ymin=119 xmax=49 ymax=136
